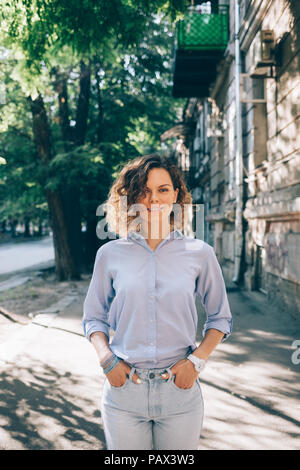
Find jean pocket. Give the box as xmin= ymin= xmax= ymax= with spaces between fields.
xmin=110 ymin=377 xmax=129 ymax=390
xmin=169 ymin=376 xmax=196 ymax=392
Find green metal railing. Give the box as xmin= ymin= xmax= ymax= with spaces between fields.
xmin=176 ymin=5 xmax=229 ymax=51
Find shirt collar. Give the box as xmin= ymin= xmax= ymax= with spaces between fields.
xmin=127 ymin=228 xmax=184 ymax=242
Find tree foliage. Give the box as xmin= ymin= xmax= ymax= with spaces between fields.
xmin=0 ymin=0 xmax=187 ymax=274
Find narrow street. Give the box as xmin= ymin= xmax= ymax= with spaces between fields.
xmin=0 ymin=278 xmax=299 ymax=450
xmin=0 ymin=236 xmax=54 ymax=277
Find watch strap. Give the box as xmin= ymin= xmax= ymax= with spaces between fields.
xmin=187 ymin=354 xmax=206 ymax=372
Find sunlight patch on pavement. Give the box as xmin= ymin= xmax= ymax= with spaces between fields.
xmin=0 ymin=295 xmax=78 ymax=366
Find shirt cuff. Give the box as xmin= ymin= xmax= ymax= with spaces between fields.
xmin=202 ymin=318 xmax=233 ymax=343
xmin=83 ymin=320 xmax=110 ymax=342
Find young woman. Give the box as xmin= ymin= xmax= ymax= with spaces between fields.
xmin=82 ymin=154 xmax=232 ymax=450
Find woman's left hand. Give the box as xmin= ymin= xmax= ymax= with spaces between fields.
xmin=161 ymin=359 xmax=198 ymax=389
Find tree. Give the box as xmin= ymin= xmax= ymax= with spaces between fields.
xmin=0 ymin=1 xmax=187 ymax=279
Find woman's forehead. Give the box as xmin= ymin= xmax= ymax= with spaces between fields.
xmin=146 ymin=168 xmax=173 ymax=183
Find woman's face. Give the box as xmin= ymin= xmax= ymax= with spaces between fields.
xmin=137 ymin=168 xmax=179 ymax=224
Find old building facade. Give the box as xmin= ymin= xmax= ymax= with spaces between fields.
xmin=163 ymin=0 xmax=300 ymax=313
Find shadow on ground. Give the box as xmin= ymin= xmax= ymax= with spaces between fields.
xmin=0 ymin=357 xmax=106 ymax=450
xmin=194 ymin=287 xmax=300 ymax=449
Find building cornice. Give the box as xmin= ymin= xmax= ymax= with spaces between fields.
xmin=239 ymin=0 xmax=274 ymax=52
xmin=206 ymin=207 xmax=236 ymax=223
xmin=244 ymin=197 xmax=300 ymax=220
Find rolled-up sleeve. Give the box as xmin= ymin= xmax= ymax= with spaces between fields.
xmin=196 ymin=245 xmax=232 ymax=342
xmin=82 ymin=245 xmax=115 ymax=342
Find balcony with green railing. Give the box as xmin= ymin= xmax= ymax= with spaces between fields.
xmin=172 ymin=5 xmax=229 ymax=98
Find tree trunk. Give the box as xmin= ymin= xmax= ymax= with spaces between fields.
xmin=64 ymin=61 xmax=91 ymax=270
xmin=28 ymin=94 xmax=80 ymax=281
xmin=55 ymin=72 xmax=72 ymax=144
xmin=10 ymin=219 xmax=17 ymax=238
xmin=24 ymin=216 xmax=30 ymax=237
xmin=46 ymin=188 xmax=80 ymax=280
xmin=61 ymin=184 xmax=83 ymax=271
xmin=74 ymin=60 xmax=91 ymax=145
xmin=53 ymin=68 xmax=87 ymax=273
xmin=53 ymin=61 xmax=93 ymax=273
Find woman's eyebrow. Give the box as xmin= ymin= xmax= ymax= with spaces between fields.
xmin=146 ymin=184 xmax=172 ymax=188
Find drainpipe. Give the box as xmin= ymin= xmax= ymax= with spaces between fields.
xmin=232 ymin=0 xmax=244 ymax=283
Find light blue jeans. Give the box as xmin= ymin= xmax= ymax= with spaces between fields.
xmin=100 ymin=363 xmax=204 ymax=450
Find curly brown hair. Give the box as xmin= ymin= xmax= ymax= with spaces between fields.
xmin=104 ymin=154 xmax=193 ymax=238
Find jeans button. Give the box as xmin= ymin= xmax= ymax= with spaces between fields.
xmin=149 ymin=372 xmax=155 ymax=379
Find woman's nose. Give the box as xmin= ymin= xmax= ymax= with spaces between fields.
xmin=149 ymin=192 xmax=160 ymax=203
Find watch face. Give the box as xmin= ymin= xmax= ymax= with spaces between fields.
xmin=188 ymin=355 xmax=205 ymax=372
xmin=196 ymin=361 xmax=205 ymax=372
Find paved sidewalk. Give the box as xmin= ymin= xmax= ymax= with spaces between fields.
xmin=0 ymin=281 xmax=105 ymax=450
xmin=195 ymin=289 xmax=300 ymax=450
xmin=0 ymin=283 xmax=299 ymax=450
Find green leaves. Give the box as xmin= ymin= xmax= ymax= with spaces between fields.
xmin=1 ymin=0 xmax=187 ymax=68
xmin=0 ymin=1 xmax=186 ymax=238
xmin=49 ymin=143 xmax=106 ymax=184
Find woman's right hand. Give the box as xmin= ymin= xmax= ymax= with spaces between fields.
xmin=106 ymin=359 xmax=142 ymax=387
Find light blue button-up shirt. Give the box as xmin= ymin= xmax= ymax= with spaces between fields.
xmin=82 ymin=229 xmax=232 ymax=369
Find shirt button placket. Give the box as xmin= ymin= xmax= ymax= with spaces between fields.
xmin=148 ymin=254 xmax=156 ymax=357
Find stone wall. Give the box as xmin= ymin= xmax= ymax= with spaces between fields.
xmin=171 ymin=1 xmax=300 ymax=314
xmin=242 ymin=0 xmax=300 ymax=312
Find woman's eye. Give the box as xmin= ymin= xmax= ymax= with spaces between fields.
xmin=144 ymin=188 xmax=168 ymax=193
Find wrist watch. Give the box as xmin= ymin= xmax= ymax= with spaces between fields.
xmin=187 ymin=354 xmax=206 ymax=373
